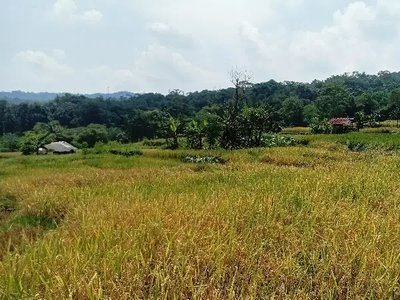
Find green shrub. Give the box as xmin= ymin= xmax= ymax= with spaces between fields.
xmin=84 ymin=142 xmax=143 ymax=157
xmin=0 ymin=193 xmax=17 ymax=213
xmin=109 ymin=149 xmax=143 ymax=157
xmin=142 ymin=139 xmax=166 ymax=147
xmin=344 ymin=141 xmax=369 ymax=152
xmin=310 ymin=118 xmax=333 ymax=134
xmin=0 ymin=134 xmax=20 ymax=152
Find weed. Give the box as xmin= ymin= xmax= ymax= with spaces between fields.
xmin=9 ymin=213 xmax=61 ymax=231
xmin=109 ymin=149 xmax=143 ymax=157
xmin=191 ymin=164 xmax=210 ymax=173
xmin=0 ymin=193 xmax=17 ymax=213
xmin=345 ymin=141 xmax=369 ymax=152
xmin=261 ymin=155 xmax=309 ymax=167
xmin=183 ymin=156 xmax=224 ymax=164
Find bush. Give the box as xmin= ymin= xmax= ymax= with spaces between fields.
xmin=19 ymin=132 xmax=41 ymax=155
xmin=142 ymin=139 xmax=166 ymax=147
xmin=84 ymin=142 xmax=143 ymax=157
xmin=0 ymin=192 xmax=18 ymax=213
xmin=310 ymin=118 xmax=333 ymax=134
xmin=345 ymin=141 xmax=369 ymax=152
xmin=76 ymin=124 xmax=109 ymax=148
xmin=0 ymin=134 xmax=20 ymax=152
xmin=163 ymin=139 xmax=181 ymax=150
xmin=109 ymin=149 xmax=143 ymax=157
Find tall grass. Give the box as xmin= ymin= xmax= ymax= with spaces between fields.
xmin=1 ymin=145 xmax=400 ymax=298
xmin=381 ymin=120 xmax=400 ymax=128
xmin=280 ymin=127 xmax=311 ymax=135
xmin=293 ymin=132 xmax=400 ymax=152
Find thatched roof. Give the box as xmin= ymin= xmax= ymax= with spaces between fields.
xmin=44 ymin=141 xmax=78 ymax=153
xmin=329 ymin=118 xmax=353 ymax=126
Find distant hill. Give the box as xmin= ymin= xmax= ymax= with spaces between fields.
xmin=0 ymin=91 xmax=137 ymax=103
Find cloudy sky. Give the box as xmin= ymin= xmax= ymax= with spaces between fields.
xmin=1 ymin=0 xmax=400 ymax=94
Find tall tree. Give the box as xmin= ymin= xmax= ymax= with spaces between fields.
xmin=221 ymin=67 xmax=253 ymax=150
xmin=315 ymin=82 xmax=353 ymax=118
xmin=0 ymin=100 xmax=7 ymax=136
xmin=389 ymin=89 xmax=400 ymax=127
xmin=281 ymin=97 xmax=305 ymax=127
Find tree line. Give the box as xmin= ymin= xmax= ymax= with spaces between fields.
xmin=1 ymin=70 xmax=400 ymax=152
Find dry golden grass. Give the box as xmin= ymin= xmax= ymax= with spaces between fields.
xmin=381 ymin=120 xmax=400 ymax=128
xmin=1 ymin=147 xmax=400 ymax=298
xmin=360 ymin=127 xmax=400 ymax=134
xmin=281 ymin=127 xmax=311 ymax=135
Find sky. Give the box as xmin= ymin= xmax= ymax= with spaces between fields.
xmin=1 ymin=0 xmax=400 ymax=94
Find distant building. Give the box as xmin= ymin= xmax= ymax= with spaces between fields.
xmin=329 ymin=118 xmax=354 ymax=133
xmin=44 ymin=141 xmax=78 ymax=154
xmin=38 ymin=147 xmax=48 ymax=155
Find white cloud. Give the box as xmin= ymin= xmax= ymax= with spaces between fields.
xmin=134 ymin=44 xmax=222 ymax=92
xmin=146 ymin=22 xmax=171 ymax=33
xmin=137 ymin=0 xmax=276 ymax=44
xmin=52 ymin=49 xmax=66 ymax=60
xmin=287 ymin=1 xmax=399 ymax=79
xmin=3 ymin=0 xmax=400 ymax=93
xmin=88 ymin=66 xmax=134 ymax=92
xmin=80 ymin=10 xmax=103 ymax=23
xmin=15 ymin=50 xmax=72 ymax=73
xmin=377 ymin=0 xmax=400 ymax=15
xmin=53 ymin=0 xmax=78 ymax=16
xmin=52 ymin=0 xmax=103 ymax=24
xmin=84 ymin=44 xmax=223 ymax=94
xmin=146 ymin=22 xmax=197 ymax=49
xmin=332 ymin=2 xmax=376 ymax=37
xmin=12 ymin=50 xmax=74 ymax=92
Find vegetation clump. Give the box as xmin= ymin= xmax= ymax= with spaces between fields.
xmin=109 ymin=149 xmax=143 ymax=157
xmin=0 ymin=190 xmax=64 ymax=261
xmin=261 ymin=135 xmax=297 ymax=148
xmin=0 ymin=193 xmax=17 ymax=213
xmin=344 ymin=141 xmax=369 ymax=152
xmin=183 ymin=155 xmax=224 ymax=164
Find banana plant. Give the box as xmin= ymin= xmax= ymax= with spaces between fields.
xmin=169 ymin=117 xmax=180 ymax=148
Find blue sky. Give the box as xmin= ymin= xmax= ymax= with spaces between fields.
xmin=1 ymin=0 xmax=400 ymax=94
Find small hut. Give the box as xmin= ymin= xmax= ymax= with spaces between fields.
xmin=329 ymin=118 xmax=354 ymax=133
xmin=44 ymin=141 xmax=78 ymax=154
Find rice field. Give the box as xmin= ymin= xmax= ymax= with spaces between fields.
xmin=2 ymin=139 xmax=400 ymax=299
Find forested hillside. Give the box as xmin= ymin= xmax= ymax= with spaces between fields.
xmin=0 ymin=91 xmax=136 ymax=103
xmin=1 ymin=70 xmax=400 ymax=152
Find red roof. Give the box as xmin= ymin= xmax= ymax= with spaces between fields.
xmin=329 ymin=118 xmax=353 ymax=125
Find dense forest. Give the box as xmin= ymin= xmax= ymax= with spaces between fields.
xmin=0 ymin=91 xmax=136 ymax=103
xmin=1 ymin=70 xmax=400 ymax=152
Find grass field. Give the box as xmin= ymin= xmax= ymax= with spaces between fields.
xmin=293 ymin=132 xmax=400 ymax=152
xmin=2 ymin=137 xmax=400 ymax=298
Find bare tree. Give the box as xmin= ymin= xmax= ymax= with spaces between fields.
xmin=221 ymin=67 xmax=253 ymax=149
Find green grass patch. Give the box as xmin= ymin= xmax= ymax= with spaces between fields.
xmin=0 ymin=193 xmax=18 ymax=213
xmin=7 ymin=214 xmax=61 ymax=231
